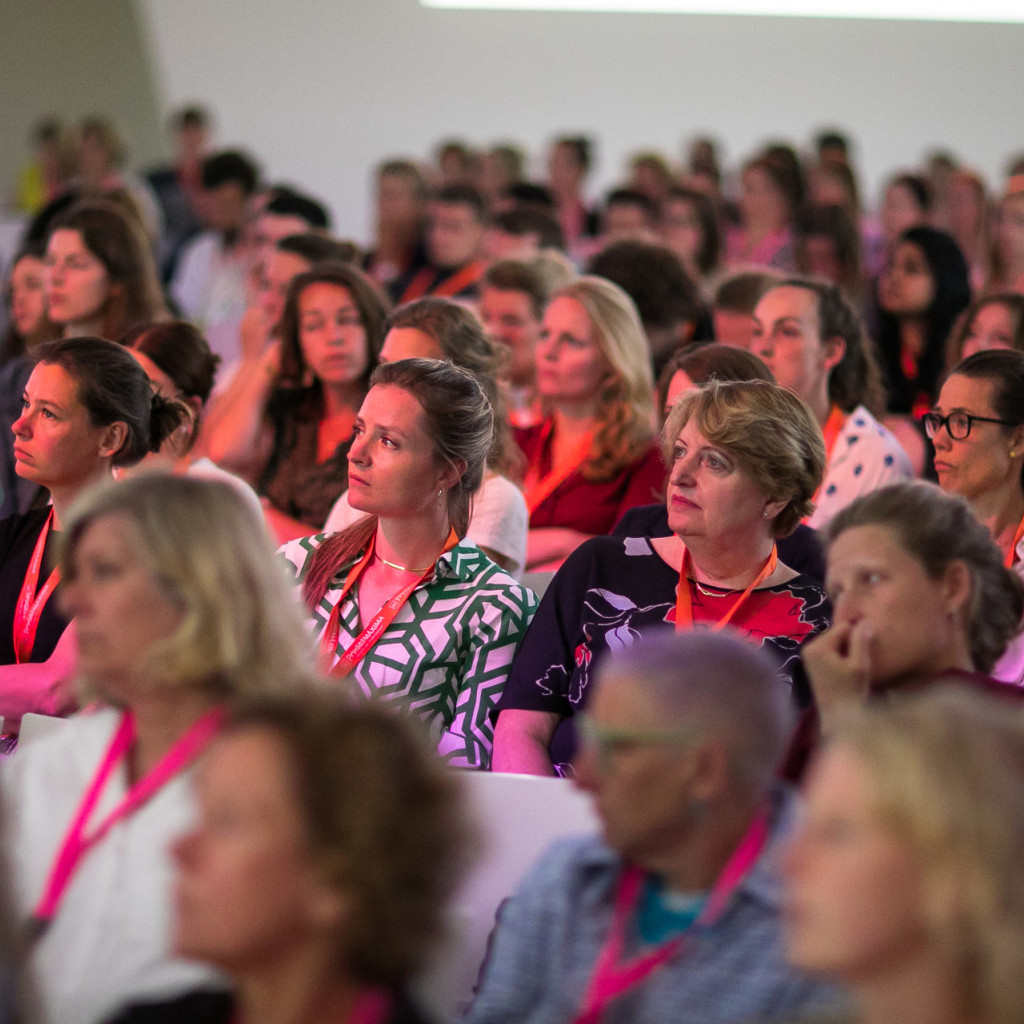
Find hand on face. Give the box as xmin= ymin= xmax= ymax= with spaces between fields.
xmin=802 ymin=618 xmax=875 ymax=734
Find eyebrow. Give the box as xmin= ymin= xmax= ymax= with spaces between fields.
xmin=23 ymin=392 xmax=66 ymax=415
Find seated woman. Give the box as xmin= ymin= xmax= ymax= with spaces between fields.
xmin=325 ymin=297 xmax=528 ymax=577
xmin=0 ymin=474 xmax=315 ymax=1024
xmin=945 ymin=292 xmax=1024 ymax=371
xmin=2 ymin=242 xmax=58 ymax=365
xmin=984 ymin=178 xmax=1024 ymax=294
xmin=752 ymin=276 xmax=912 ymax=527
xmin=789 ymin=481 xmax=1024 ymax=779
xmin=119 ymin=320 xmax=261 ymax=516
xmin=785 ymin=685 xmax=1024 ymax=1024
xmin=281 ymin=359 xmax=537 ymax=770
xmin=493 ymin=379 xmax=831 ymax=777
xmin=874 ymin=226 xmax=971 ymax=418
xmin=615 ymin=342 xmax=827 ymax=582
xmin=106 ymin=690 xmax=473 ymax=1024
xmin=204 ymin=262 xmax=390 ymax=541
xmin=514 ymin=276 xmax=664 ymax=572
xmin=0 ymin=337 xmax=189 ymax=730
xmin=725 ymin=154 xmax=799 ymax=270
xmin=928 ymin=350 xmax=1024 ymax=683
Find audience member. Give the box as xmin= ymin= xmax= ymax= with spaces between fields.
xmin=726 ymin=155 xmax=799 ymax=270
xmin=946 ymin=292 xmax=1024 ymax=370
xmin=494 ymin=379 xmax=829 ymax=775
xmin=326 ymin=297 xmax=528 ymax=576
xmin=879 ymin=172 xmax=931 ymax=248
xmin=927 ymin=349 xmax=1024 ymax=683
xmin=627 ymin=150 xmax=674 ymax=207
xmin=789 ymin=481 xmax=1024 ymax=778
xmin=469 ymin=631 xmax=843 ymax=1024
xmin=588 ymin=239 xmax=705 ymax=377
xmin=752 ymin=277 xmax=911 ymax=527
xmin=793 ymin=204 xmax=866 ymax=305
xmin=45 ymin=199 xmax=167 ymax=340
xmin=206 ymin=261 xmax=388 ymax=540
xmin=785 ymin=685 xmax=1024 ymax=1024
xmin=281 ymin=359 xmax=537 ymax=769
xmin=479 ymin=142 xmax=526 ymax=209
xmin=13 ymin=119 xmax=75 ymax=215
xmin=364 ymin=159 xmax=429 ymax=288
xmin=546 ymin=135 xmax=598 ymax=256
xmin=0 ymin=473 xmax=314 ymax=1024
xmin=660 ymin=186 xmax=723 ymax=291
xmin=599 ymin=188 xmax=659 ymax=244
xmin=483 ymin=208 xmax=565 ymax=262
xmin=709 ymin=269 xmax=779 ymax=348
xmin=393 ymin=185 xmax=487 ymax=304
xmin=0 ymin=337 xmax=190 ymax=728
xmin=946 ymin=168 xmax=990 ymax=291
xmin=985 ymin=177 xmax=1024 ymax=294
xmin=435 ymin=139 xmax=479 ymax=188
xmin=107 ymin=690 xmax=474 ymax=1024
xmin=875 ymin=225 xmax=971 ymax=417
xmin=1 ymin=243 xmax=58 ymax=366
xmin=514 ymin=276 xmax=664 ymax=571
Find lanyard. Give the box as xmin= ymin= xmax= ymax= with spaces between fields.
xmin=13 ymin=508 xmax=61 ymax=664
xmin=674 ymin=544 xmax=778 ymax=633
xmin=1006 ymin=514 xmax=1024 ymax=569
xmin=522 ymin=418 xmax=595 ymax=515
xmin=572 ymin=810 xmax=770 ymax=1024
xmin=32 ymin=707 xmax=224 ymax=927
xmin=398 ymin=261 xmax=484 ymax=304
xmin=808 ymin=405 xmax=847 ymax=510
xmin=233 ymin=987 xmax=393 ymax=1024
xmin=321 ymin=528 xmax=458 ymax=678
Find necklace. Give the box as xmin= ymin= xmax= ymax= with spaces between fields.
xmin=375 ymin=554 xmax=433 ymax=573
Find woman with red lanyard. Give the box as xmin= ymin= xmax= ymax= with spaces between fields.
xmin=515 ymin=277 xmax=664 ymax=573
xmin=281 ymin=358 xmax=537 ymax=770
xmin=752 ymin=276 xmax=912 ymax=527
xmin=106 ymin=689 xmax=472 ymax=1024
xmin=493 ymin=379 xmax=831 ymax=777
xmin=928 ymin=349 xmax=1024 ymax=684
xmin=0 ymin=474 xmax=316 ymax=1024
xmin=0 ymin=336 xmax=188 ymax=733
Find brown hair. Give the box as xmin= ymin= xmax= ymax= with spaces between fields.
xmin=663 ymin=379 xmax=825 ymax=537
xmin=301 ymin=359 xmax=492 ymax=609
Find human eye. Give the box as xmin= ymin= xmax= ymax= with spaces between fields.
xmin=751 ymin=322 xmax=764 ymax=339
xmin=701 ymin=450 xmax=730 ymax=471
xmin=351 ymin=422 xmax=365 ymax=438
xmin=337 ymin=312 xmax=362 ymax=328
xmin=380 ymin=433 xmax=399 ymax=450
xmin=672 ymin=442 xmax=686 ymax=461
xmin=950 ymin=412 xmax=970 ymax=435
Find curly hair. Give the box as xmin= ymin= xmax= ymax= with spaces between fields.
xmin=224 ymin=689 xmax=476 ymax=988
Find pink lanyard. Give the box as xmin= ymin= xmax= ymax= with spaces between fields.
xmin=572 ymin=810 xmax=770 ymax=1024
xmin=321 ymin=528 xmax=458 ymax=678
xmin=32 ymin=707 xmax=224 ymax=927
xmin=13 ymin=508 xmax=60 ymax=664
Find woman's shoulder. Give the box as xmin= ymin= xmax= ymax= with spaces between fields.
xmin=278 ymin=531 xmax=332 ymax=576
xmin=0 ymin=506 xmax=51 ymax=552
xmin=440 ymin=540 xmax=535 ymax=602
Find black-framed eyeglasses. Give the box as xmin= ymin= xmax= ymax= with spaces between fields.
xmin=922 ymin=410 xmax=1016 ymax=441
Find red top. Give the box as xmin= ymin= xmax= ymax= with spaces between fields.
xmin=514 ymin=423 xmax=666 ymax=535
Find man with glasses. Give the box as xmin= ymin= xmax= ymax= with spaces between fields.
xmin=462 ymin=630 xmax=843 ymax=1024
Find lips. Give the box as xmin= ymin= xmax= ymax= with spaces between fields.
xmin=670 ymin=493 xmax=700 ymax=510
xmin=348 ymin=472 xmax=369 ymax=488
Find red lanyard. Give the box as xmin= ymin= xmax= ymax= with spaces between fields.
xmin=674 ymin=544 xmax=778 ymax=632
xmin=522 ymin=418 xmax=595 ymax=515
xmin=1007 ymin=515 xmax=1024 ymax=569
xmin=32 ymin=707 xmax=224 ymax=926
xmin=13 ymin=508 xmax=61 ymax=664
xmin=321 ymin=528 xmax=458 ymax=678
xmin=572 ymin=810 xmax=770 ymax=1024
xmin=397 ymin=261 xmax=484 ymax=304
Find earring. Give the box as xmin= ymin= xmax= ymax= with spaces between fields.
xmin=437 ymin=487 xmax=444 ymax=504
xmin=762 ymin=510 xmax=770 ymax=518
xmin=1011 ymin=450 xmax=1019 ymax=458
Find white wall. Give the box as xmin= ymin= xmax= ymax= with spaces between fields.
xmin=138 ymin=0 xmax=1022 ymax=242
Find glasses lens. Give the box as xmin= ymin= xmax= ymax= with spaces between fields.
xmin=949 ymin=413 xmax=970 ymax=439
xmin=923 ymin=413 xmax=941 ymax=439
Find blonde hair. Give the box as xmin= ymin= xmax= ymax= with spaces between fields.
xmin=831 ymin=686 xmax=1024 ymax=1024
xmin=663 ymin=378 xmax=825 ymax=537
xmin=551 ymin=277 xmax=655 ymax=481
xmin=59 ymin=474 xmax=315 ymax=700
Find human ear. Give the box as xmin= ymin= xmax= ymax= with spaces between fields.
xmin=822 ymin=335 xmax=846 ymax=373
xmin=941 ymin=559 xmax=973 ymax=619
xmin=99 ymin=421 xmax=129 ymax=460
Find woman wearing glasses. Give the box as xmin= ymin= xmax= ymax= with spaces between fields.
xmin=927 ymin=349 xmax=1024 ymax=683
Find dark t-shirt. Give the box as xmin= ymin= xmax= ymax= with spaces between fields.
xmin=0 ymin=507 xmax=68 ymax=664
xmin=496 ymin=535 xmax=832 ymax=772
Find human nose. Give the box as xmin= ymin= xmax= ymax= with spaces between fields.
xmin=669 ymin=449 xmax=696 ymax=487
xmin=12 ymin=407 xmax=30 ymax=439
xmin=348 ymin=431 xmax=369 ymax=466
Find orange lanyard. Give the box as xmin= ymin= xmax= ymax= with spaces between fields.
xmin=320 ymin=528 xmax=458 ymax=678
xmin=809 ymin=405 xmax=847 ymax=506
xmin=522 ymin=418 xmax=595 ymax=515
xmin=398 ymin=261 xmax=484 ymax=304
xmin=1006 ymin=514 xmax=1024 ymax=569
xmin=674 ymin=544 xmax=778 ymax=632
xmin=33 ymin=708 xmax=223 ymax=928
xmin=14 ymin=508 xmax=61 ymax=664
